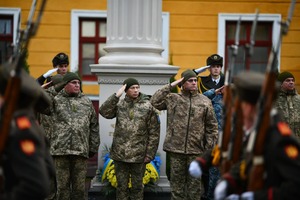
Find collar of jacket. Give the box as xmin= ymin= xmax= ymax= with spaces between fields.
xmin=181 ymin=89 xmax=199 ymax=96
xmin=279 ymin=88 xmax=296 ymax=96
xmin=124 ymin=92 xmax=150 ymax=103
xmin=60 ymin=89 xmax=83 ymax=98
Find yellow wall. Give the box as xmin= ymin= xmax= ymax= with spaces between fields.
xmin=164 ymin=0 xmax=300 ymax=90
xmin=1 ymin=0 xmax=300 ymax=91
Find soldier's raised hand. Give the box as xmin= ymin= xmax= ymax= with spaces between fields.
xmin=170 ymin=77 xmax=184 ymax=87
xmin=116 ymin=84 xmax=127 ymax=98
xmin=43 ymin=68 xmax=58 ymax=78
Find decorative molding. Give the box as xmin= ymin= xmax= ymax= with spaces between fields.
xmin=98 ymin=78 xmax=169 ymax=85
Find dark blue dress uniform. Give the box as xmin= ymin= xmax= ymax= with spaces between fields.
xmin=222 ymin=118 xmax=300 ymax=200
xmin=1 ymin=109 xmax=55 ymax=200
xmin=198 ymin=75 xmax=225 ymax=93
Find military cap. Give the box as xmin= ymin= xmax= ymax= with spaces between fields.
xmin=52 ymin=52 xmax=69 ymax=67
xmin=51 ymin=74 xmax=63 ymax=85
xmin=123 ymin=78 xmax=139 ymax=92
xmin=0 ymin=63 xmax=51 ymax=111
xmin=234 ymin=71 xmax=264 ymax=105
xmin=277 ymin=71 xmax=295 ymax=83
xmin=206 ymin=54 xmax=223 ymax=66
xmin=181 ymin=69 xmax=197 ymax=85
xmin=63 ymin=72 xmax=81 ymax=84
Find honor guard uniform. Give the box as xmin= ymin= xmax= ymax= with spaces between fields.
xmin=0 ymin=64 xmax=55 ymax=200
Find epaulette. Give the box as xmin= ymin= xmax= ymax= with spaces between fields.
xmin=16 ymin=116 xmax=31 ymax=130
xmin=277 ymin=122 xmax=292 ymax=136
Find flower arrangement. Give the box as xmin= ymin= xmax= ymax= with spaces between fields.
xmin=99 ymin=153 xmax=161 ymax=188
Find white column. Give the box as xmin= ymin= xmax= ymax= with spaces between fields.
xmin=90 ymin=0 xmax=178 ymax=192
xmin=99 ymin=0 xmax=167 ymax=65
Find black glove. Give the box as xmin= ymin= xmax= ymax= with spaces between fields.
xmin=89 ymin=152 xmax=95 ymax=158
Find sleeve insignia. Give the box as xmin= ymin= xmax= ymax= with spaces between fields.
xmin=284 ymin=145 xmax=298 ymax=159
xmin=20 ymin=140 xmax=35 ymax=155
xmin=16 ymin=116 xmax=31 ymax=130
xmin=277 ymin=122 xmax=291 ymax=136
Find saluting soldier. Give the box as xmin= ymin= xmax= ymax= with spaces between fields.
xmin=0 ymin=64 xmax=55 ymax=200
xmin=36 ymin=52 xmax=69 ymax=86
xmin=194 ymin=54 xmax=225 ymax=94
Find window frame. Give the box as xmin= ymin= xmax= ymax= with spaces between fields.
xmin=218 ymin=13 xmax=281 ymax=73
xmin=79 ymin=17 xmax=107 ymax=81
xmin=71 ymin=10 xmax=170 ymax=84
xmin=0 ymin=8 xmax=20 ymax=64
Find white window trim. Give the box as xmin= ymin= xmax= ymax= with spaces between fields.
xmin=0 ymin=7 xmax=21 ymax=46
xmin=218 ymin=13 xmax=281 ymax=70
xmin=70 ymin=9 xmax=170 ymax=77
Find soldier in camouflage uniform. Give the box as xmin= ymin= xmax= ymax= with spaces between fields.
xmin=48 ymin=72 xmax=100 ymax=200
xmin=99 ymin=78 xmax=160 ymax=200
xmin=150 ymin=70 xmax=218 ymax=200
xmin=274 ymin=71 xmax=300 ymax=140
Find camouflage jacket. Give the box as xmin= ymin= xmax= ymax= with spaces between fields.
xmin=150 ymin=84 xmax=218 ymax=155
xmin=49 ymin=89 xmax=100 ymax=158
xmin=37 ymin=86 xmax=59 ymax=143
xmin=274 ymin=89 xmax=300 ymax=139
xmin=99 ymin=93 xmax=160 ymax=163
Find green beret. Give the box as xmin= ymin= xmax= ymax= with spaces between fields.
xmin=234 ymin=71 xmax=264 ymax=105
xmin=206 ymin=54 xmax=223 ymax=66
xmin=181 ymin=69 xmax=197 ymax=85
xmin=51 ymin=74 xmax=63 ymax=85
xmin=123 ymin=78 xmax=139 ymax=92
xmin=63 ymin=72 xmax=81 ymax=83
xmin=277 ymin=71 xmax=294 ymax=83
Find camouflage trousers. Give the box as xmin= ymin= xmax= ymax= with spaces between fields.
xmin=53 ymin=155 xmax=87 ymax=200
xmin=169 ymin=153 xmax=202 ymax=200
xmin=114 ymin=160 xmax=146 ymax=200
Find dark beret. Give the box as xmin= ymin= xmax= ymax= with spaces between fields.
xmin=123 ymin=78 xmax=140 ymax=92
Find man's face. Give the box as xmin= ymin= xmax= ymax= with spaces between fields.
xmin=57 ymin=64 xmax=68 ymax=75
xmin=64 ymin=79 xmax=81 ymax=95
xmin=209 ymin=65 xmax=222 ymax=76
xmin=183 ymin=77 xmax=198 ymax=91
xmin=126 ymin=85 xmax=140 ymax=99
xmin=281 ymin=77 xmax=295 ymax=91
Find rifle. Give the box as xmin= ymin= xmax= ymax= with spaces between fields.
xmin=212 ymin=17 xmax=241 ymax=173
xmin=227 ymin=9 xmax=260 ymax=168
xmin=0 ymin=0 xmax=47 ymax=155
xmin=246 ymin=0 xmax=296 ymax=190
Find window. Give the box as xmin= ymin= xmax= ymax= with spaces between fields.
xmin=0 ymin=8 xmax=20 ymax=65
xmin=79 ymin=18 xmax=107 ymax=81
xmin=218 ymin=14 xmax=281 ymax=77
xmin=0 ymin=15 xmax=13 ymax=64
xmin=225 ymin=21 xmax=272 ymax=76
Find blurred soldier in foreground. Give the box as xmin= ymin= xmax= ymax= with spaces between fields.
xmin=0 ymin=64 xmax=55 ymax=200
xmin=212 ymin=71 xmax=300 ymax=200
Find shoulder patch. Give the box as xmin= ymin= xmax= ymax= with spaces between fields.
xmin=284 ymin=145 xmax=298 ymax=159
xmin=277 ymin=122 xmax=291 ymax=136
xmin=16 ymin=116 xmax=31 ymax=130
xmin=20 ymin=140 xmax=35 ymax=155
